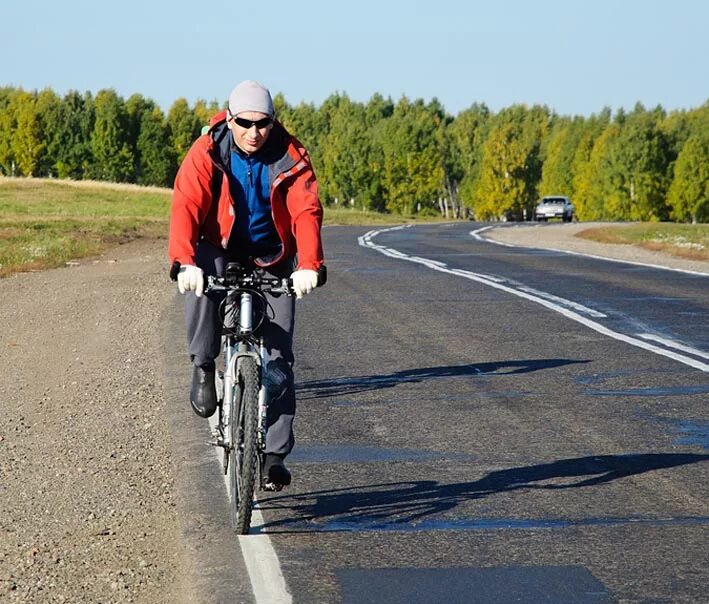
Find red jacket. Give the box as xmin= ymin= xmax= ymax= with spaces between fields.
xmin=169 ymin=111 xmax=324 ymax=270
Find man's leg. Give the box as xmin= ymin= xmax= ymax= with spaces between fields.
xmin=259 ymin=262 xmax=297 ymax=486
xmin=261 ymin=289 xmax=296 ymax=455
xmin=185 ymin=241 xmax=227 ymax=417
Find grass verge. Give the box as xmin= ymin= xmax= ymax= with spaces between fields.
xmin=576 ymin=223 xmax=709 ymax=261
xmin=0 ymin=177 xmax=172 ymax=277
xmin=0 ymin=177 xmax=442 ymax=277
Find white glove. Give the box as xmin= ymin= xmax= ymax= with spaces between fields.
xmin=177 ymin=264 xmax=204 ymax=297
xmin=291 ymin=269 xmax=318 ymax=299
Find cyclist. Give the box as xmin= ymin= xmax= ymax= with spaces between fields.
xmin=168 ymin=80 xmax=324 ymax=488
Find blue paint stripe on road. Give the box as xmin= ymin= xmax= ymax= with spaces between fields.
xmin=254 ymin=515 xmax=709 ymax=534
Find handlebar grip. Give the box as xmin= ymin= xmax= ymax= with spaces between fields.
xmin=286 ymin=266 xmax=327 ymax=292
xmin=170 ymin=262 xmax=209 ymax=293
xmin=169 ymin=261 xmax=181 ymax=281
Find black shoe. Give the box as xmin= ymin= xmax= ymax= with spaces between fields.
xmin=263 ymin=453 xmax=291 ymax=489
xmin=190 ymin=363 xmax=217 ymax=418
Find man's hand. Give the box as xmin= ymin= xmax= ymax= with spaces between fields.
xmin=290 ymin=269 xmax=318 ymax=299
xmin=177 ymin=264 xmax=204 ymax=297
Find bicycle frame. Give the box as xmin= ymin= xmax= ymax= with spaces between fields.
xmin=208 ymin=265 xmax=298 ymax=499
xmin=169 ymin=259 xmax=326 ymax=531
xmin=221 ymin=293 xmax=269 ymax=446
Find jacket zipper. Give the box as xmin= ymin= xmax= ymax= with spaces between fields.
xmin=211 ymin=134 xmax=308 ymax=264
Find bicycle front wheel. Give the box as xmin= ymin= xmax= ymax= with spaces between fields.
xmin=229 ymin=355 xmax=260 ymax=534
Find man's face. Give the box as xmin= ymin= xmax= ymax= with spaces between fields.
xmin=227 ymin=111 xmax=273 ymax=154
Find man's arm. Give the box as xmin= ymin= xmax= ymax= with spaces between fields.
xmin=285 ymin=169 xmax=324 ymax=271
xmin=168 ymin=138 xmax=216 ymax=266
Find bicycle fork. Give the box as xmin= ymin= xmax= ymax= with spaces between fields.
xmin=235 ymin=291 xmax=270 ymax=452
xmin=212 ymin=291 xmax=270 ymax=476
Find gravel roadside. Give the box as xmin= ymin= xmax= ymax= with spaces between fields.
xmin=484 ymin=221 xmax=709 ymax=274
xmin=0 ymin=222 xmax=704 ymax=603
xmin=0 ymin=238 xmax=187 ymax=603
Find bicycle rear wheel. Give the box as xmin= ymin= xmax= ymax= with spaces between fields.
xmin=229 ymin=355 xmax=260 ymax=534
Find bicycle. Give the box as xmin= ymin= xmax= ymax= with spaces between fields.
xmin=171 ymin=260 xmax=326 ymax=534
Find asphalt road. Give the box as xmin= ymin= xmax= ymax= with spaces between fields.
xmin=166 ymin=223 xmax=709 ymax=604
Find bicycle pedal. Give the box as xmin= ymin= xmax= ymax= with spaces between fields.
xmin=207 ymin=436 xmax=226 ymax=447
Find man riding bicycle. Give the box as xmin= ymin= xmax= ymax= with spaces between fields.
xmin=168 ymin=80 xmax=324 ymax=488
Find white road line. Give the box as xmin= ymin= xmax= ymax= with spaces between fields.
xmin=470 ymin=226 xmax=709 ymax=277
xmin=517 ymin=286 xmax=607 ymax=318
xmin=237 ymin=515 xmax=292 ymax=604
xmin=636 ymin=333 xmax=709 ymax=361
xmin=360 ymin=226 xmax=709 ymax=373
xmin=207 ymin=415 xmax=293 ymax=604
xmin=470 ymin=226 xmax=516 ymax=247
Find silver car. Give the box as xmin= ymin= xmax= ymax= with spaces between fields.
xmin=534 ymin=196 xmax=575 ymax=222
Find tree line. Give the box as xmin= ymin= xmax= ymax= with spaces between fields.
xmin=1 ymin=86 xmax=707 ymax=222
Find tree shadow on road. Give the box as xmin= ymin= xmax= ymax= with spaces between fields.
xmin=296 ymin=358 xmax=590 ymax=400
xmin=257 ymin=453 xmax=709 ymax=532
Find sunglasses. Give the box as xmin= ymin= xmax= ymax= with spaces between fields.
xmin=229 ymin=111 xmax=273 ymax=130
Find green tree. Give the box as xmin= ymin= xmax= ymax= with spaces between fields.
xmin=476 ymin=105 xmax=550 ymax=220
xmin=167 ymin=98 xmax=201 ymax=164
xmin=361 ymin=94 xmax=394 ymax=211
xmin=33 ymin=88 xmax=61 ymax=176
xmin=476 ymin=118 xmax=528 ymax=219
xmin=126 ymin=94 xmax=155 ymax=143
xmin=136 ymin=106 xmax=176 ymax=186
xmin=87 ymin=89 xmax=134 ymax=182
xmin=602 ymin=104 xmax=672 ymax=221
xmin=379 ymin=97 xmax=446 ymax=215
xmin=11 ymin=90 xmax=44 ymax=176
xmin=0 ymin=87 xmax=19 ymax=175
xmin=272 ymin=92 xmax=290 ymax=118
xmin=667 ymin=134 xmax=709 ymax=223
xmin=426 ymin=97 xmax=457 ymax=217
xmin=364 ymin=93 xmax=394 ymax=123
xmin=519 ymin=105 xmax=552 ymax=216
xmin=193 ymin=98 xmax=222 ymax=127
xmin=278 ymin=100 xmax=328 ymax=177
xmin=574 ymin=122 xmax=620 ymax=220
xmin=539 ymin=116 xmax=585 ymax=198
xmin=660 ymin=109 xmax=693 ymax=160
xmin=319 ymin=94 xmax=378 ymax=210
xmin=125 ymin=93 xmax=156 ymax=178
xmin=446 ymin=103 xmax=491 ymax=214
xmin=570 ymin=110 xmax=612 ymax=218
xmin=45 ymin=91 xmax=95 ymax=179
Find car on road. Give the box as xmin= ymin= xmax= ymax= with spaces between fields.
xmin=534 ymin=196 xmax=575 ymax=222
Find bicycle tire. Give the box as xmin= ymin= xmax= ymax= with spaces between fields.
xmin=229 ymin=355 xmax=260 ymax=534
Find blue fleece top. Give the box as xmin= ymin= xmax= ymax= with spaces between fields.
xmin=228 ymin=149 xmax=280 ymax=254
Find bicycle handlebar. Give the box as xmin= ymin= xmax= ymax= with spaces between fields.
xmin=169 ymin=261 xmax=327 ymax=295
xmin=204 ymin=273 xmax=292 ymax=295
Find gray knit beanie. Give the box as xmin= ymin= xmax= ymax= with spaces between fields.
xmin=228 ymin=80 xmax=274 ymax=117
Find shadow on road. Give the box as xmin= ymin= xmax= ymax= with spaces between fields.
xmin=296 ymin=358 xmax=590 ymax=400
xmin=258 ymin=453 xmax=709 ymax=532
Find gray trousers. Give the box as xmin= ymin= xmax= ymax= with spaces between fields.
xmin=185 ymin=240 xmax=296 ymax=456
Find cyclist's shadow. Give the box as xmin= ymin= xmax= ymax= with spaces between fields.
xmin=296 ymin=358 xmax=590 ymax=400
xmin=257 ymin=453 xmax=708 ymax=533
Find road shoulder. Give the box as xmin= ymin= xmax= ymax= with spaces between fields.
xmin=484 ymin=222 xmax=709 ymax=275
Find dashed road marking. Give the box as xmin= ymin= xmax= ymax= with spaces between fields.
xmin=360 ymin=226 xmax=709 ymax=373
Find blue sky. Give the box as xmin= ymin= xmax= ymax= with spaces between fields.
xmin=2 ymin=0 xmax=707 ymax=117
